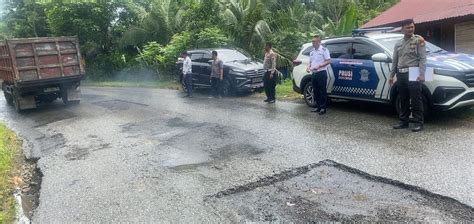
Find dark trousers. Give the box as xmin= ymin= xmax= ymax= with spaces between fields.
xmin=397 ymin=72 xmax=424 ymax=124
xmin=185 ymin=73 xmax=193 ymax=96
xmin=312 ymin=70 xmax=328 ymax=110
xmin=263 ymin=71 xmax=276 ymax=100
xmin=210 ymin=77 xmax=221 ymax=97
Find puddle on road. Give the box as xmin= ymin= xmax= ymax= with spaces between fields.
xmin=208 ymin=160 xmax=474 ymax=222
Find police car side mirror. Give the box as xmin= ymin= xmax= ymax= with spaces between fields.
xmin=372 ymin=53 xmax=392 ymax=63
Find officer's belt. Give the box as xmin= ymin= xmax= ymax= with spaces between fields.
xmin=398 ymin=68 xmax=409 ymax=73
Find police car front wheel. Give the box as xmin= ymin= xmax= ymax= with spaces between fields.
xmin=303 ymin=82 xmax=318 ymax=108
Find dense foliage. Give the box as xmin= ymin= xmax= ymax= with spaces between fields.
xmin=0 ymin=0 xmax=399 ymax=80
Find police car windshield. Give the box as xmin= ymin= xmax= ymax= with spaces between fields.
xmin=374 ymin=37 xmax=446 ymax=54
xmin=216 ymin=49 xmax=251 ymax=62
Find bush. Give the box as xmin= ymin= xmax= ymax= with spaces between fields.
xmin=157 ymin=32 xmax=192 ymax=70
xmin=135 ymin=42 xmax=162 ymax=70
xmin=86 ymin=52 xmax=132 ymax=81
xmin=272 ymin=30 xmax=311 ymax=60
xmin=135 ymin=32 xmax=192 ymax=76
xmin=195 ymin=27 xmax=230 ymax=48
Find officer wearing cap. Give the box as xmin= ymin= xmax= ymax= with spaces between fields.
xmin=307 ymin=35 xmax=331 ymax=115
xmin=389 ymin=19 xmax=427 ymax=132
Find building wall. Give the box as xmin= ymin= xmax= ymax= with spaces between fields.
xmin=417 ymin=22 xmax=455 ymax=52
xmin=455 ymin=21 xmax=474 ymax=54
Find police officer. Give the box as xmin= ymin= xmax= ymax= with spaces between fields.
xmin=307 ymin=35 xmax=331 ymax=115
xmin=263 ymin=42 xmax=277 ymax=103
xmin=389 ymin=19 xmax=427 ymax=132
xmin=181 ymin=51 xmax=193 ymax=98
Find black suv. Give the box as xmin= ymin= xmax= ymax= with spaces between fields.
xmin=177 ymin=48 xmax=265 ymax=96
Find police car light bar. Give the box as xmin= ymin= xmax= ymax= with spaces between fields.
xmin=352 ymin=27 xmax=396 ymax=36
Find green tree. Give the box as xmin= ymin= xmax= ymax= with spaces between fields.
xmin=195 ymin=27 xmax=230 ymax=48
xmin=3 ymin=0 xmax=50 ymax=37
xmin=120 ymin=0 xmax=187 ymax=48
xmin=220 ymin=0 xmax=272 ymax=55
xmin=46 ymin=2 xmax=115 ymax=56
xmin=182 ymin=0 xmax=221 ymax=33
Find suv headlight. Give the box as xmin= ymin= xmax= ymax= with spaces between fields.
xmin=434 ymin=69 xmax=464 ymax=77
xmin=230 ymin=68 xmax=246 ymax=74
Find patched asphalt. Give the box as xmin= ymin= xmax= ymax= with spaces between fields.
xmin=0 ymin=87 xmax=473 ymax=222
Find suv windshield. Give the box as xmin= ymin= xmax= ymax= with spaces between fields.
xmin=374 ymin=36 xmax=446 ymax=54
xmin=216 ymin=49 xmax=251 ymax=62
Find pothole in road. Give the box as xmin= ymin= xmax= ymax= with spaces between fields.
xmin=32 ymin=110 xmax=76 ymax=128
xmin=208 ymin=160 xmax=474 ymax=222
xmin=162 ymin=123 xmax=266 ymax=170
xmin=92 ymin=99 xmax=148 ymax=111
xmin=120 ymin=117 xmax=268 ymax=171
xmin=64 ymin=146 xmax=89 ymax=161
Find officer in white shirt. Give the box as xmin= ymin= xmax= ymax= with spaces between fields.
xmin=306 ymin=35 xmax=331 ymax=115
xmin=181 ymin=51 xmax=193 ymax=97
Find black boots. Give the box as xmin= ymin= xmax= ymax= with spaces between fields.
xmin=393 ymin=122 xmax=409 ymax=129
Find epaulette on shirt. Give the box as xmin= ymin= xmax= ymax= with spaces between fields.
xmin=322 ymin=47 xmax=327 ymax=52
xmin=414 ymin=35 xmax=426 ymax=47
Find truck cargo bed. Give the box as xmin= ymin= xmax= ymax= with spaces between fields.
xmin=1 ymin=36 xmax=85 ymax=111
xmin=0 ymin=36 xmax=85 ymax=87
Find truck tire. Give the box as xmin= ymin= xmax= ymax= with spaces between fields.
xmin=3 ymin=90 xmax=13 ymax=106
xmin=12 ymin=89 xmax=22 ymax=112
xmin=62 ymin=92 xmax=80 ymax=106
xmin=303 ymin=82 xmax=318 ymax=108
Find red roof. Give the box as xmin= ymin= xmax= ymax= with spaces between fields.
xmin=363 ymin=0 xmax=474 ymax=28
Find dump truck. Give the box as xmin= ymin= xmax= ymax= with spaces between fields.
xmin=0 ymin=36 xmax=85 ymax=112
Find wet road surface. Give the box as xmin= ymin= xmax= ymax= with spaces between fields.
xmin=0 ymin=87 xmax=473 ymax=222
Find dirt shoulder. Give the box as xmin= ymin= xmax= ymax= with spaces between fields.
xmin=0 ymin=123 xmax=41 ymax=223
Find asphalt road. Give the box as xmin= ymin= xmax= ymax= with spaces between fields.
xmin=1 ymin=87 xmax=473 ymax=222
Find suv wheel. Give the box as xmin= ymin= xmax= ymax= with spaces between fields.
xmin=221 ymin=78 xmax=235 ymax=96
xmin=303 ymin=82 xmax=318 ymax=108
xmin=395 ymin=92 xmax=430 ymax=117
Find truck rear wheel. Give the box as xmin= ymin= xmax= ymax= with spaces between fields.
xmin=62 ymin=88 xmax=80 ymax=106
xmin=12 ymin=89 xmax=22 ymax=112
xmin=3 ymin=90 xmax=13 ymax=106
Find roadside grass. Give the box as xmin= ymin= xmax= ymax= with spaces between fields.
xmin=255 ymin=79 xmax=303 ymax=101
xmin=85 ymin=78 xmax=303 ymax=101
xmin=0 ymin=123 xmax=20 ymax=223
xmin=83 ymin=80 xmax=181 ymax=90
xmin=276 ymin=79 xmax=303 ymax=101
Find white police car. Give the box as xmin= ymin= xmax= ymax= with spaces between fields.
xmin=292 ymin=28 xmax=474 ymax=113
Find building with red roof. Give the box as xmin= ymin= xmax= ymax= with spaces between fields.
xmin=363 ymin=0 xmax=474 ymax=53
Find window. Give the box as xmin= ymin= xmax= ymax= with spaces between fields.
xmin=375 ymin=37 xmax=445 ymax=54
xmin=190 ymin=53 xmax=203 ymax=61
xmin=325 ymin=43 xmax=352 ymax=59
xmin=216 ymin=49 xmax=250 ymax=62
xmin=200 ymin=53 xmax=212 ymax=63
xmin=352 ymin=43 xmax=384 ymax=60
xmin=302 ymin=46 xmax=313 ymax=56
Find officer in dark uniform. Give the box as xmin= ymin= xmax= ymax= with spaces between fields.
xmin=389 ymin=19 xmax=427 ymax=132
